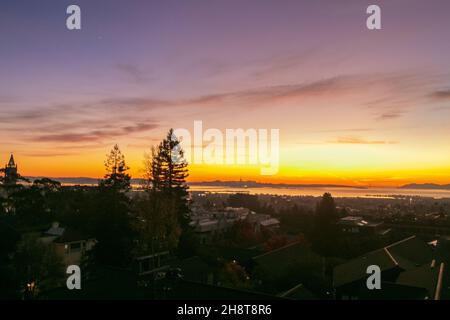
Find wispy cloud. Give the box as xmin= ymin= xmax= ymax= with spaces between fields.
xmin=315 ymin=128 xmax=374 ymax=133
xmin=376 ymin=111 xmax=404 ymax=121
xmin=31 ymin=72 xmax=434 ymax=118
xmin=83 ymin=76 xmax=352 ymax=112
xmin=183 ymin=76 xmax=352 ymax=107
xmin=330 ymin=136 xmax=397 ymax=145
xmin=251 ymin=49 xmax=318 ymax=79
xmin=0 ymin=95 xmax=18 ymax=104
xmin=116 ymin=63 xmax=152 ymax=83
xmin=0 ymin=72 xmax=441 ymax=150
xmin=99 ymin=97 xmax=174 ymax=110
xmin=21 ymin=152 xmax=73 ymax=157
xmin=31 ymin=123 xmax=158 ymax=143
xmin=430 ymin=89 xmax=450 ymax=100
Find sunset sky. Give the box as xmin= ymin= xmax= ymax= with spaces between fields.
xmin=1 ymin=0 xmax=450 ymax=186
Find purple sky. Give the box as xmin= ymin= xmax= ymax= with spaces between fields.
xmin=1 ymin=0 xmax=450 ymax=184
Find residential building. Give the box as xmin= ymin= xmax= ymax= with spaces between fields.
xmin=333 ymin=236 xmax=445 ymax=300
xmin=41 ymin=222 xmax=96 ymax=267
xmin=338 ymin=216 xmax=389 ymax=236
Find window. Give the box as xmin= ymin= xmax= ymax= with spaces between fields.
xmin=70 ymin=242 xmax=82 ymax=252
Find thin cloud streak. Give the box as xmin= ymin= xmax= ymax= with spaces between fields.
xmin=116 ymin=63 xmax=152 ymax=83
xmin=376 ymin=111 xmax=405 ymax=121
xmin=330 ymin=136 xmax=398 ymax=145
xmin=31 ymin=123 xmax=158 ymax=143
xmin=430 ymin=89 xmax=450 ymax=100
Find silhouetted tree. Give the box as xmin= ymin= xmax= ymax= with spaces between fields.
xmin=32 ymin=178 xmax=61 ymax=193
xmin=218 ymin=261 xmax=251 ymax=290
xmin=228 ymin=220 xmax=260 ymax=247
xmin=132 ymin=191 xmax=181 ymax=254
xmin=147 ymin=129 xmax=189 ymax=226
xmin=92 ymin=145 xmax=135 ymax=267
xmin=13 ymin=234 xmax=64 ymax=299
xmin=99 ymin=144 xmax=131 ymax=191
xmin=141 ymin=129 xmax=192 ymax=255
xmin=228 ymin=193 xmax=261 ymax=212
xmin=311 ymin=193 xmax=340 ymax=256
xmin=7 ymin=186 xmax=53 ymax=227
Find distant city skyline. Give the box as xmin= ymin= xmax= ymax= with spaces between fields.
xmin=2 ymin=0 xmax=450 ymax=186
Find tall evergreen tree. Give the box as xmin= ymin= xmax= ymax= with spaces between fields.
xmin=99 ymin=144 xmax=131 ymax=192
xmin=147 ymin=129 xmax=190 ymax=227
xmin=93 ymin=144 xmax=135 ymax=267
xmin=137 ymin=129 xmax=193 ymax=255
xmin=311 ymin=193 xmax=340 ymax=256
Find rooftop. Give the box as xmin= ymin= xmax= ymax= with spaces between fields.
xmin=54 ymin=229 xmax=94 ymax=243
xmin=338 ymin=215 xmax=383 ymax=227
xmin=333 ymin=236 xmax=443 ymax=299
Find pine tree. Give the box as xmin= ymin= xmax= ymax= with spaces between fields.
xmin=93 ymin=144 xmax=135 ymax=267
xmin=100 ymin=144 xmax=131 ymax=192
xmin=312 ymin=193 xmax=340 ymax=256
xmin=137 ymin=129 xmax=192 ymax=254
xmin=146 ymin=129 xmax=189 ymax=226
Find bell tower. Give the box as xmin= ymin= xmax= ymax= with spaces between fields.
xmin=4 ymin=154 xmax=18 ymax=185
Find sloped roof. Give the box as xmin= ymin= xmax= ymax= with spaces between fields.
xmin=44 ymin=226 xmax=65 ymax=237
xmin=260 ymin=218 xmax=280 ymax=227
xmin=54 ymin=229 xmax=93 ymax=243
xmin=339 ymin=216 xmax=383 ymax=227
xmin=279 ymin=283 xmax=317 ymax=300
xmin=333 ymin=249 xmax=399 ymax=288
xmin=396 ymin=262 xmax=444 ymax=299
xmin=7 ymin=154 xmax=16 ymax=167
xmin=252 ymin=242 xmax=322 ymax=277
xmin=386 ymin=236 xmax=434 ymax=266
xmin=333 ymin=236 xmax=435 ymax=288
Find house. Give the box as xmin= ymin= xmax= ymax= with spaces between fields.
xmin=338 ymin=216 xmax=388 ymax=236
xmin=246 ymin=213 xmax=280 ymax=234
xmin=41 ymin=222 xmax=96 ymax=267
xmin=190 ymin=207 xmax=280 ymax=244
xmin=189 ymin=207 xmax=249 ymax=244
xmin=333 ymin=235 xmax=445 ymax=300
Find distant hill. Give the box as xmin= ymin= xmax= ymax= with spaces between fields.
xmin=22 ymin=178 xmax=450 ymax=191
xmin=24 ymin=177 xmax=367 ymax=189
xmin=25 ymin=177 xmax=146 ymax=186
xmin=189 ymin=180 xmax=367 ymax=189
xmin=400 ymin=183 xmax=450 ymax=190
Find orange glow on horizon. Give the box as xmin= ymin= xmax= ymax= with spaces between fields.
xmin=9 ymin=152 xmax=450 ymax=188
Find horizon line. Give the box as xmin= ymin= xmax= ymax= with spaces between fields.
xmin=19 ymin=176 xmax=450 ymax=189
